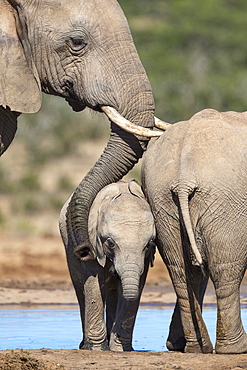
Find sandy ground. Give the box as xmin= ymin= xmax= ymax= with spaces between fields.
xmin=1 ymin=233 xmax=247 ymax=369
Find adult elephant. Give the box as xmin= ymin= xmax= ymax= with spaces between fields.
xmin=142 ymin=109 xmax=247 ymax=354
xmin=0 ymin=0 xmax=167 ymax=258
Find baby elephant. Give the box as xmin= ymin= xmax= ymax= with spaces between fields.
xmin=59 ymin=180 xmax=156 ymax=351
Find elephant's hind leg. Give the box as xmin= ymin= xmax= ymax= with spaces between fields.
xmin=167 ymin=264 xmax=212 ymax=353
xmin=166 ymin=300 xmax=186 ymax=351
xmin=167 ymin=267 xmax=209 ymax=352
xmin=157 ymin=228 xmax=212 ymax=353
xmin=211 ymin=260 xmax=247 ymax=354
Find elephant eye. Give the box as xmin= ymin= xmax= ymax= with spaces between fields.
xmin=106 ymin=238 xmax=115 ymax=250
xmin=102 ymin=238 xmax=115 ymax=260
xmin=69 ymin=37 xmax=87 ymax=52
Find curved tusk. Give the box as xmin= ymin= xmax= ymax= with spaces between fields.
xmin=101 ymin=106 xmax=163 ymax=137
xmin=154 ymin=117 xmax=172 ymax=130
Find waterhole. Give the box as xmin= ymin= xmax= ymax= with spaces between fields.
xmin=2 ymin=303 xmax=246 ymax=351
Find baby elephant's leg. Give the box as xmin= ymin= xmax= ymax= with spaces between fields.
xmin=80 ymin=260 xmax=108 ymax=351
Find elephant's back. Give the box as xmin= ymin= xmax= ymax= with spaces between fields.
xmin=183 ymin=109 xmax=247 ymax=185
xmin=142 ymin=110 xmax=247 ymax=256
xmin=142 ymin=108 xmax=247 ymax=215
xmin=143 ymin=109 xmax=247 ymax=183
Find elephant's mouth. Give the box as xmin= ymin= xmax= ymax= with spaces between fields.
xmin=65 ymin=98 xmax=87 ymax=112
xmin=65 ymin=96 xmax=170 ymax=136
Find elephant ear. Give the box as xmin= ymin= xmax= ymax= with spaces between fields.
xmin=95 ymin=235 xmax=106 ymax=268
xmin=0 ymin=0 xmax=41 ymax=113
xmin=148 ymin=240 xmax=156 ymax=268
xmin=128 ymin=179 xmax=145 ymax=199
xmin=88 ymin=183 xmax=120 ymax=267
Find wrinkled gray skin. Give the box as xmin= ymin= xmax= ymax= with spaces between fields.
xmin=59 ymin=180 xmax=156 ymax=351
xmin=0 ymin=0 xmax=155 ymax=260
xmin=142 ymin=109 xmax=247 ymax=354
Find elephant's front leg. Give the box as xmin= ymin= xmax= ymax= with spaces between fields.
xmin=167 ymin=266 xmax=209 ymax=352
xmin=80 ymin=260 xmax=108 ymax=350
xmin=104 ymin=265 xmax=119 ymax=341
xmin=109 ymin=296 xmax=139 ymax=352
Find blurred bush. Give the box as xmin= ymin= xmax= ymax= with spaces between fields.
xmin=119 ymin=0 xmax=247 ymax=121
xmin=17 ymin=95 xmax=109 ymax=165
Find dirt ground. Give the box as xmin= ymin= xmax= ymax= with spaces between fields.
xmin=1 ymin=233 xmax=247 ymax=369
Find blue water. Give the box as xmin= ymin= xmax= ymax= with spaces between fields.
xmin=0 ymin=305 xmax=246 ymax=351
xmin=0 ymin=304 xmax=212 ymax=351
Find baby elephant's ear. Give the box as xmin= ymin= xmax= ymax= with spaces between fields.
xmin=128 ymin=179 xmax=145 ymax=199
xmin=149 ymin=241 xmax=156 ymax=268
xmin=96 ymin=236 xmax=106 ymax=268
xmin=0 ymin=2 xmax=41 ymax=113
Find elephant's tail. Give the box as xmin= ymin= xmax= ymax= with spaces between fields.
xmin=176 ymin=188 xmax=203 ymax=267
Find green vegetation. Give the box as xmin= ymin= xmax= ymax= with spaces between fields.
xmin=119 ymin=0 xmax=247 ymax=121
xmin=18 ymin=95 xmax=109 ymax=165
xmin=1 ymin=0 xmax=246 ymax=233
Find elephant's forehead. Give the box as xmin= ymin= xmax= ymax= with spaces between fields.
xmin=104 ymin=216 xmax=154 ymax=241
xmin=106 ymin=195 xmax=152 ymax=218
xmin=106 ymin=212 xmax=152 ymax=224
xmin=98 ymin=194 xmax=155 ymax=238
xmin=99 ymin=208 xmax=155 ymax=247
xmin=37 ymin=0 xmax=128 ymax=29
xmin=100 ymin=204 xmax=154 ymax=232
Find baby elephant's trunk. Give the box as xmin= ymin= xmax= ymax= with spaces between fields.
xmin=118 ymin=262 xmax=143 ymax=301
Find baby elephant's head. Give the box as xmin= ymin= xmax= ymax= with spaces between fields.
xmin=88 ymin=179 xmax=156 ymax=301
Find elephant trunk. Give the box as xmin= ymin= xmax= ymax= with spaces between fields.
xmin=120 ymin=271 xmax=141 ymax=302
xmin=66 ymin=108 xmax=154 ymax=260
xmin=117 ymin=262 xmax=143 ymax=302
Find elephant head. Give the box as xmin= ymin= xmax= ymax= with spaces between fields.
xmin=0 ymin=0 xmax=168 ymax=254
xmin=86 ymin=180 xmax=156 ymax=301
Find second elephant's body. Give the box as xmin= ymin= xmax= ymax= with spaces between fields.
xmin=142 ymin=109 xmax=247 ymax=354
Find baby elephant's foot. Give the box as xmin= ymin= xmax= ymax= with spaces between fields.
xmin=216 ymin=333 xmax=247 ymax=354
xmin=79 ymin=339 xmax=109 ymax=351
xmin=109 ymin=332 xmax=133 ymax=352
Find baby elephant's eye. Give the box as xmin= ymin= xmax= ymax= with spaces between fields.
xmin=106 ymin=238 xmax=115 ymax=249
xmin=102 ymin=238 xmax=115 ymax=262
